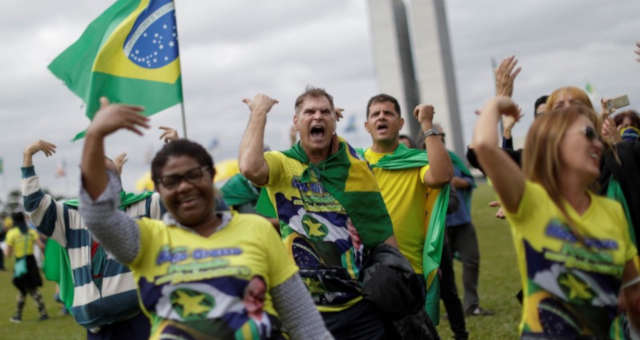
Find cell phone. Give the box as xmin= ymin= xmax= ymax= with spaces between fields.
xmin=606 ymin=95 xmax=630 ymax=111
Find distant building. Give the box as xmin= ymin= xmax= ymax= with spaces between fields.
xmin=367 ymin=0 xmax=464 ymax=156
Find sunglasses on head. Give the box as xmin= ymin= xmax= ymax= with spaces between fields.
xmin=158 ymin=166 xmax=211 ymax=189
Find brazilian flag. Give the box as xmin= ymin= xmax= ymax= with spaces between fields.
xmin=49 ymin=0 xmax=183 ymax=140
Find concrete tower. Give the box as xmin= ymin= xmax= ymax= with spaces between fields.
xmin=367 ymin=0 xmax=465 ymax=156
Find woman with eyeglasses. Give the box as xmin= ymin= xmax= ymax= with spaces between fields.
xmin=78 ymin=98 xmax=332 ymax=340
xmin=472 ymin=95 xmax=640 ymax=339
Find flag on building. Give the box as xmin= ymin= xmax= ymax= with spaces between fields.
xmin=49 ymin=0 xmax=184 ymax=140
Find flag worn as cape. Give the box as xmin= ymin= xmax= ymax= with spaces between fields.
xmin=358 ymin=143 xmax=452 ymax=324
xmin=220 ymin=174 xmax=260 ymax=207
xmin=256 ymin=137 xmax=393 ymax=249
xmin=48 ymin=0 xmax=183 ymax=140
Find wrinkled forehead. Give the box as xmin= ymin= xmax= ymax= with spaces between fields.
xmin=298 ymin=96 xmax=333 ymax=113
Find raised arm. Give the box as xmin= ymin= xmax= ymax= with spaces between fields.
xmin=471 ymin=96 xmax=525 ymax=213
xmin=79 ymin=97 xmax=149 ymax=264
xmin=82 ymin=97 xmax=148 ymax=199
xmin=495 ymin=56 xmax=522 ymax=148
xmin=238 ymin=94 xmax=278 ymax=186
xmin=21 ymin=140 xmax=71 ymax=243
xmin=415 ymin=105 xmax=453 ymax=187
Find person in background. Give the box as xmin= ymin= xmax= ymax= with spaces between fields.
xmin=5 ymin=211 xmax=48 ymax=323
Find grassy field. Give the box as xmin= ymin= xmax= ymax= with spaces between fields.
xmin=0 ymin=182 xmax=522 ymax=340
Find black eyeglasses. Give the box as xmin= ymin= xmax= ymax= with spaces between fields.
xmin=583 ymin=126 xmax=599 ymax=142
xmin=158 ymin=166 xmax=211 ymax=189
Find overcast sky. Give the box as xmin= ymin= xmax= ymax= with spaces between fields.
xmin=0 ymin=0 xmax=639 ymax=199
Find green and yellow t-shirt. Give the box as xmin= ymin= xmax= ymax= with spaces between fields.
xmin=364 ymin=149 xmax=438 ymax=274
xmin=6 ymin=228 xmax=38 ymax=258
xmin=262 ymin=151 xmax=369 ymax=312
xmin=130 ymin=212 xmax=298 ymax=340
xmin=505 ymin=181 xmax=637 ymax=339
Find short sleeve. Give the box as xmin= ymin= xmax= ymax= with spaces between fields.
xmin=259 ymin=219 xmax=298 ymax=287
xmin=504 ymin=181 xmax=547 ymax=226
xmin=5 ymin=229 xmax=16 ymax=248
xmin=264 ymin=151 xmax=285 ymax=187
xmin=419 ymin=164 xmax=431 ymax=185
xmin=129 ymin=218 xmax=160 ymax=269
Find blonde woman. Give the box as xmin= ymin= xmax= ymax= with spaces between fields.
xmin=472 ymin=96 xmax=640 ymax=338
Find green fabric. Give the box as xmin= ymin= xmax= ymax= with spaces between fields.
xmin=606 ymin=178 xmax=636 ymax=244
xmin=47 ymin=0 xmax=183 ymax=141
xmin=64 ymin=191 xmax=153 ymax=210
xmin=357 ymin=144 xmax=472 ymax=180
xmin=358 ymin=143 xmax=453 ymax=324
xmin=279 ymin=140 xmax=393 ymax=248
xmin=255 ymin=188 xmax=277 ymax=219
xmin=422 ymin=183 xmax=450 ymax=324
xmin=43 ymin=239 xmax=74 ymax=309
xmin=220 ymin=174 xmax=260 ymax=207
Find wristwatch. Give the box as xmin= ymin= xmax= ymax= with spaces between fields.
xmin=423 ymin=128 xmax=443 ymax=138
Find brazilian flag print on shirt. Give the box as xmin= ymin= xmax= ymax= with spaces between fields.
xmin=504 ymin=181 xmax=638 ymax=339
xmin=129 ymin=212 xmax=298 ymax=340
xmin=257 ymin=138 xmax=394 ymax=313
xmin=49 ymin=0 xmax=182 ymax=139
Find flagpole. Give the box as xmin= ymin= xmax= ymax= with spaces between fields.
xmin=172 ymin=0 xmax=187 ymax=139
xmin=180 ymin=102 xmax=188 ymax=138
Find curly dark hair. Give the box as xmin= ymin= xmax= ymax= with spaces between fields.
xmin=151 ymin=139 xmax=215 ymax=186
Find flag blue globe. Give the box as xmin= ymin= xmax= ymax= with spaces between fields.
xmin=124 ymin=0 xmax=179 ymax=69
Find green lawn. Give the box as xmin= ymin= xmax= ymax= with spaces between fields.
xmin=0 ymin=262 xmax=84 ymax=340
xmin=436 ymin=182 xmax=521 ymax=339
xmin=0 ymin=182 xmax=522 ymax=340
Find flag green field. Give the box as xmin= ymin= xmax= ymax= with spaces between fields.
xmin=48 ymin=0 xmax=183 ymax=140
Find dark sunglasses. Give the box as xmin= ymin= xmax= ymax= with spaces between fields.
xmin=583 ymin=126 xmax=599 ymax=142
xmin=158 ymin=166 xmax=211 ymax=189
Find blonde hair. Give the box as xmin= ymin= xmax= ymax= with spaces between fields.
xmin=522 ymin=104 xmax=599 ymax=240
xmin=546 ymin=86 xmax=594 ymax=111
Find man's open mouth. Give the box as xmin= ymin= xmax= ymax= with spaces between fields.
xmin=310 ymin=125 xmax=325 ymax=138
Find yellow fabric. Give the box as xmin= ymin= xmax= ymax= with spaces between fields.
xmin=6 ymin=228 xmax=37 ymax=258
xmin=130 ymin=212 xmax=298 ymax=340
xmin=504 ymin=181 xmax=637 ymax=337
xmin=263 ymin=151 xmax=365 ymax=312
xmin=364 ymin=148 xmax=434 ymax=274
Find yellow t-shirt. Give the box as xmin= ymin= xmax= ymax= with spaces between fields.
xmin=504 ymin=181 xmax=637 ymax=338
xmin=262 ymin=151 xmax=366 ymax=312
xmin=364 ymin=148 xmax=437 ymax=274
xmin=6 ymin=228 xmax=38 ymax=258
xmin=129 ymin=212 xmax=298 ymax=340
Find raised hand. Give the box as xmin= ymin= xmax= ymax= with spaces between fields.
xmin=87 ymin=97 xmax=149 ymax=138
xmin=502 ymin=111 xmax=524 ymax=139
xmin=495 ymin=56 xmax=521 ymax=97
xmin=159 ymin=126 xmax=179 ymax=143
xmin=495 ymin=96 xmax=521 ymax=119
xmin=113 ymin=153 xmax=128 ymax=174
xmin=25 ymin=140 xmax=56 ymax=158
xmin=242 ymin=94 xmax=279 ymax=116
xmin=601 ymin=117 xmax=621 ymax=144
xmin=413 ymin=104 xmax=435 ymax=130
xmin=600 ymin=98 xmax=616 ymax=118
xmin=23 ymin=140 xmax=56 ymax=167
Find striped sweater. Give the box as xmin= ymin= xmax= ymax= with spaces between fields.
xmin=21 ymin=166 xmax=164 ymax=329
